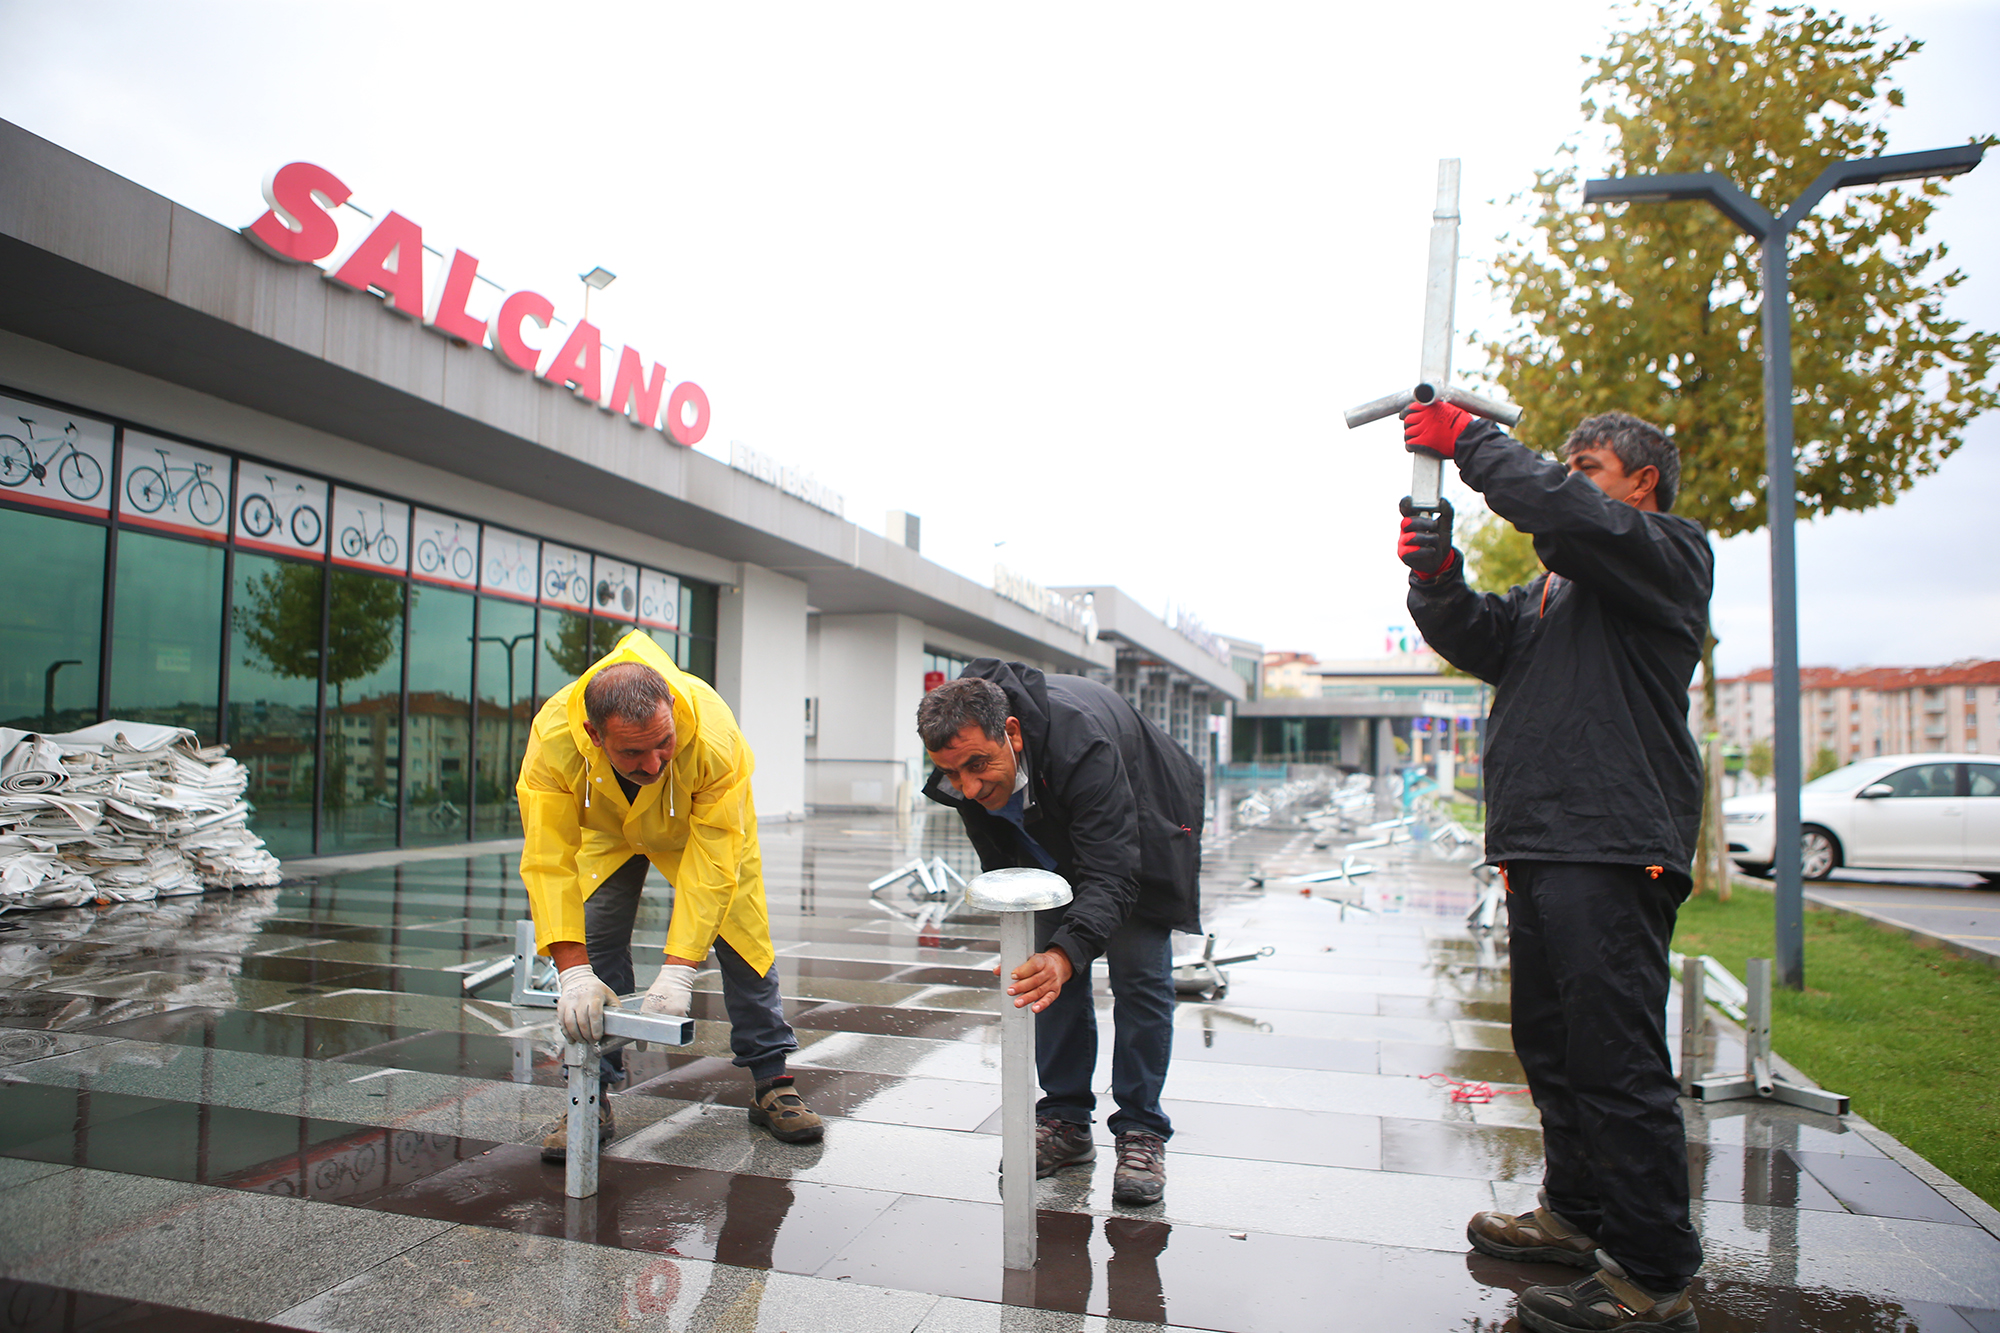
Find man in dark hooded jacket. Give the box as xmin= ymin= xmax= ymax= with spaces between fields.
xmin=918 ymin=660 xmax=1203 ymax=1206
xmin=1396 ymin=402 xmax=1711 ymax=1333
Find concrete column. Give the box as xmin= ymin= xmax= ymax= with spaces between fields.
xmin=1339 ymin=719 xmax=1362 ymax=768
xmin=714 ymin=562 xmax=809 ymax=821
xmin=809 ymin=612 xmax=926 ymax=810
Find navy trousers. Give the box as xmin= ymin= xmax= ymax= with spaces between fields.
xmin=1506 ymin=860 xmax=1703 ymax=1291
xmin=1033 ymin=906 xmax=1176 ymax=1140
xmin=585 ymin=854 xmax=797 ymax=1085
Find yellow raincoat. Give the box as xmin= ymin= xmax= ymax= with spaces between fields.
xmin=517 ymin=630 xmax=773 ymax=975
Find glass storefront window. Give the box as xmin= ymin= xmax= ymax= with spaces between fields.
xmin=474 ymin=599 xmax=536 ymax=838
xmin=404 ymin=584 xmax=473 ymax=846
xmin=109 ymin=530 xmax=223 ymax=742
xmin=229 ymin=553 xmax=321 ymax=860
xmin=321 ymin=569 xmax=404 ymax=853
xmin=537 ymin=609 xmax=626 ymax=708
xmin=0 ymin=506 xmax=103 ymax=731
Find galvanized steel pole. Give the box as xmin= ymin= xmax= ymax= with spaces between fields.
xmin=965 ymin=867 xmax=1073 ymax=1271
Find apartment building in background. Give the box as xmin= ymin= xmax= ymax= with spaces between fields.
xmin=1693 ymin=660 xmax=2000 ymax=767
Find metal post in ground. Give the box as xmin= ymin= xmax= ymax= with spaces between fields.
xmin=964 ymin=867 xmax=1073 ymax=1271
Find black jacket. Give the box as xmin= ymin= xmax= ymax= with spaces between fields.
xmin=1407 ymin=421 xmax=1713 ymax=876
xmin=921 ymin=660 xmax=1204 ymax=964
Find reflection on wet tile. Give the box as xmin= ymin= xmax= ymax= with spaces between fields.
xmin=273 ymin=1222 xmax=938 ymax=1333
xmin=1686 ymin=1140 xmax=1847 ymax=1212
xmin=1156 ymin=1101 xmax=1381 ymax=1171
xmin=1686 ymin=1101 xmax=1887 ymax=1156
xmin=0 ymin=1166 xmax=452 ymax=1320
xmin=1378 ymin=993 xmax=1513 ymax=1024
xmin=0 ymin=1274 xmax=313 ymax=1331
xmin=364 ymin=1142 xmax=896 ymax=1273
xmin=0 ymin=1079 xmax=181 ymax=1154
xmin=624 ymin=1060 xmax=998 ymax=1132
xmin=1165 ymin=1028 xmax=1379 ymax=1074
xmin=821 ymin=1195 xmax=1522 ymax=1328
xmin=1377 ymin=1041 xmax=1526 ymax=1084
xmin=1794 ymin=1150 xmax=1979 ymax=1226
xmin=1379 ymin=1116 xmax=1547 ymax=1182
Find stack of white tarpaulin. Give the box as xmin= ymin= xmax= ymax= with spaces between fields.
xmin=0 ymin=721 xmax=283 ymax=913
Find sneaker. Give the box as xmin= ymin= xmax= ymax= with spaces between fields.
xmin=1517 ymin=1252 xmax=1698 ymax=1332
xmin=749 ymin=1077 xmax=825 ymax=1144
xmin=540 ymin=1096 xmax=616 ymax=1164
xmin=1467 ymin=1189 xmax=1601 ymax=1268
xmin=1111 ymin=1132 xmax=1167 ymax=1205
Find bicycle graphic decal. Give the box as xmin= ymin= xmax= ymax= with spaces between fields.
xmin=594 ymin=557 xmax=638 ymax=618
xmin=120 ymin=431 xmax=231 ymax=539
xmin=540 ymin=541 xmax=592 ymax=609
xmin=330 ymin=486 xmax=409 ymax=572
xmin=237 ymin=466 xmax=326 ymax=556
xmin=481 ymin=526 xmax=539 ymax=602
xmin=0 ymin=393 xmax=115 ymax=517
xmin=412 ymin=508 xmax=477 ymax=587
xmin=638 ymin=568 xmax=682 ymax=631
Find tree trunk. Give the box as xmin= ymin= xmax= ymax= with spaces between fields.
xmin=1692 ymin=624 xmax=1722 ymax=898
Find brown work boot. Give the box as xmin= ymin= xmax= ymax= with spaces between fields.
xmin=1467 ymin=1190 xmax=1600 ymax=1267
xmin=749 ymin=1076 xmax=824 ymax=1143
xmin=1111 ymin=1131 xmax=1167 ymax=1205
xmin=540 ymin=1096 xmax=616 ymax=1163
xmin=1516 ymin=1252 xmax=1697 ymax=1332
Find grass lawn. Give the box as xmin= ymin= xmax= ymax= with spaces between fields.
xmin=1671 ymin=884 xmax=2000 ymax=1211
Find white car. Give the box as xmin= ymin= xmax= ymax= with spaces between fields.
xmin=1722 ymin=753 xmax=2000 ymax=884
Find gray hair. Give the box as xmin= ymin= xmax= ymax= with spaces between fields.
xmin=584 ymin=663 xmax=674 ymax=732
xmin=917 ymin=677 xmax=1010 ymax=751
xmin=1564 ymin=412 xmax=1680 ymax=512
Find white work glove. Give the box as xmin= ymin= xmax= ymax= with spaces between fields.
xmin=556 ymin=963 xmax=620 ymax=1043
xmin=642 ymin=962 xmax=698 ymax=1018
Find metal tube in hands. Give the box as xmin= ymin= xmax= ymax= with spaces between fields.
xmin=964 ymin=867 xmax=1074 ymax=1273
xmin=562 ymin=1039 xmax=599 ymax=1199
xmin=999 ymin=911 xmax=1038 ymax=1270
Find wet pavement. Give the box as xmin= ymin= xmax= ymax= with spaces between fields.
xmin=0 ymin=810 xmax=1996 ymax=1332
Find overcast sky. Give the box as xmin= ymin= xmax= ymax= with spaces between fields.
xmin=1 ymin=1 xmax=1992 ymax=677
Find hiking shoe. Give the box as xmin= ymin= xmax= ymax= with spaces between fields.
xmin=1020 ymin=1116 xmax=1095 ymax=1177
xmin=1111 ymin=1132 xmax=1167 ymax=1205
xmin=540 ymin=1096 xmax=616 ymax=1163
xmin=1468 ymin=1189 xmax=1601 ymax=1268
xmin=1517 ymin=1252 xmax=1698 ymax=1332
xmin=748 ymin=1077 xmax=824 ymax=1144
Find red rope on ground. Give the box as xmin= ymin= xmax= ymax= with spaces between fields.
xmin=1421 ymin=1072 xmax=1531 ymax=1104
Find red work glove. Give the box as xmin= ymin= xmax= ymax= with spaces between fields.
xmin=1402 ymin=399 xmax=1472 ymax=459
xmin=1398 ymin=495 xmax=1457 ymax=579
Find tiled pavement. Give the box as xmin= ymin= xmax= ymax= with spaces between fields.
xmin=1 ymin=810 xmax=1996 ymax=1332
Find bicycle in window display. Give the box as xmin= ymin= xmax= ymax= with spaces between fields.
xmin=486 ymin=544 xmax=535 ymax=596
xmin=595 ymin=571 xmax=635 ymax=614
xmin=124 ymin=447 xmax=225 ymax=527
xmin=417 ymin=521 xmax=475 ymax=580
xmin=340 ymin=500 xmax=401 ymax=565
xmin=0 ymin=418 xmax=104 ymax=502
xmin=640 ymin=587 xmax=677 ymax=623
xmin=240 ymin=473 xmax=323 ymax=547
xmin=543 ymin=560 xmax=589 ymax=604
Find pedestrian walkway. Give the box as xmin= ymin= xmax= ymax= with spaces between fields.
xmin=1 ymin=811 xmax=1995 ymax=1331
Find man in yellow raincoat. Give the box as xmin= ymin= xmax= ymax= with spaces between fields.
xmin=518 ymin=630 xmax=823 ymax=1158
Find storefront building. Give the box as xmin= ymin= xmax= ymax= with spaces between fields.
xmin=0 ymin=120 xmax=1133 ymax=857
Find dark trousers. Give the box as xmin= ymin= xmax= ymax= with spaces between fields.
xmin=585 ymin=855 xmax=797 ymax=1085
xmin=1507 ymin=860 xmax=1703 ymax=1291
xmin=1034 ymin=907 xmax=1176 ymax=1140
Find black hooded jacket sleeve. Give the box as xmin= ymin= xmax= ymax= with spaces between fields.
xmin=1408 ymin=421 xmax=1714 ymax=875
xmin=920 ymin=661 xmax=1203 ymax=966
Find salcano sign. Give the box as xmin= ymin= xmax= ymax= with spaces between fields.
xmin=243 ymin=162 xmax=709 ymax=448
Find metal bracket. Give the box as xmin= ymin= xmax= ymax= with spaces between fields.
xmin=1682 ymin=955 xmax=1848 ymax=1116
xmin=867 ymin=856 xmax=967 ymax=902
xmin=1171 ymin=934 xmax=1275 ymax=1001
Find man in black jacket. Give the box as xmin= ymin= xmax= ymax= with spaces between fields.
xmin=918 ymin=660 xmax=1203 ymax=1206
xmin=1396 ymin=403 xmax=1711 ymax=1333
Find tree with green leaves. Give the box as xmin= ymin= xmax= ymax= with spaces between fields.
xmin=1460 ymin=511 xmax=1543 ymax=595
xmin=1481 ymin=0 xmax=1995 ymax=534
xmin=543 ymin=612 xmax=629 ymax=682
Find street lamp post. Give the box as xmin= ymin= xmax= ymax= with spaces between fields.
xmin=1584 ymin=143 xmax=1984 ymax=990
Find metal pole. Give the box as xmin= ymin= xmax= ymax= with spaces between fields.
xmin=1411 ymin=158 xmax=1460 ymax=512
xmin=1678 ymin=955 xmax=1707 ymax=1098
xmin=1759 ymin=237 xmax=1806 ymax=991
xmin=563 ymin=1039 xmax=600 ymax=1199
xmin=998 ymin=911 xmax=1037 ymax=1270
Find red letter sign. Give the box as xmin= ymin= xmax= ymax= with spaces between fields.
xmin=664 ymin=382 xmax=710 ymax=446
xmin=490 ymin=290 xmax=555 ymax=373
xmin=428 ymin=250 xmax=488 ymax=345
xmin=607 ymin=347 xmax=669 ymax=426
xmin=329 ymin=211 xmax=426 ymax=317
xmin=541 ymin=320 xmax=605 ymax=403
xmin=243 ymin=162 xmax=350 ymax=264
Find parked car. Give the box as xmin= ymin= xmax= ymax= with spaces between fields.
xmin=1722 ymin=753 xmax=2000 ymax=884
